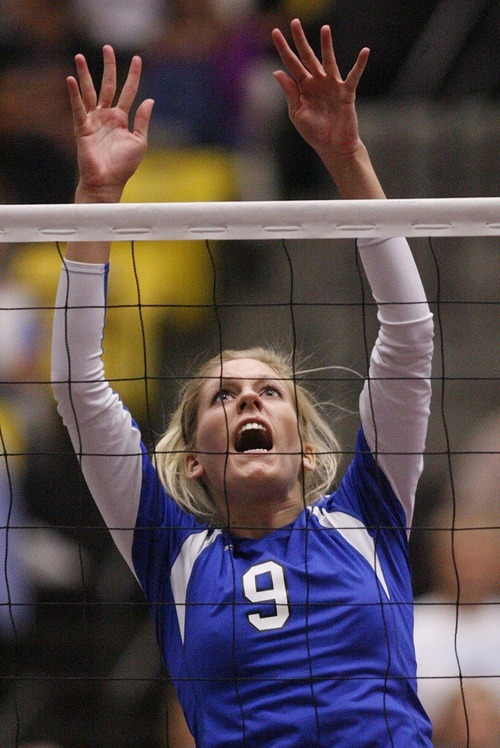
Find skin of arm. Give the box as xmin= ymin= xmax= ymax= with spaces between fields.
xmin=65 ymin=45 xmax=154 ymax=264
xmin=272 ymin=19 xmax=386 ymax=200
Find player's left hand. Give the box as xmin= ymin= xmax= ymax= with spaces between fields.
xmin=272 ymin=19 xmax=369 ymax=162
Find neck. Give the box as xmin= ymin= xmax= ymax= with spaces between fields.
xmin=215 ymin=489 xmax=305 ymax=539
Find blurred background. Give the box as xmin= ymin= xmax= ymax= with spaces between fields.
xmin=0 ymin=0 xmax=498 ymax=746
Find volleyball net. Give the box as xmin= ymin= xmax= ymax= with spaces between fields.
xmin=0 ymin=198 xmax=498 ymax=746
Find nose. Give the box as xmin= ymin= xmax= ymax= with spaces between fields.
xmin=237 ymin=390 xmax=262 ymax=413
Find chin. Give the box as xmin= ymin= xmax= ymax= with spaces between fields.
xmin=230 ymin=457 xmax=299 ymax=493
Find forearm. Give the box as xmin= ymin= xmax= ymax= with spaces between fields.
xmin=64 ymin=183 xmax=123 ymax=264
xmin=319 ymin=142 xmax=386 ymax=200
xmin=65 ymin=240 xmax=111 ymax=264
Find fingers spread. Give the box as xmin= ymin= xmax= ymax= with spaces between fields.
xmin=97 ymin=45 xmax=117 ymax=108
xmin=133 ymin=98 xmax=155 ymax=140
xmin=289 ymin=18 xmax=324 ymax=77
xmin=320 ymin=25 xmax=340 ymax=78
xmin=272 ymin=27 xmax=311 ymax=85
xmin=67 ymin=75 xmax=89 ymax=129
xmin=344 ymin=48 xmax=370 ymax=93
xmin=273 ymin=19 xmax=369 ymax=95
xmin=116 ymin=55 xmax=142 ymax=114
xmin=74 ymin=53 xmax=97 ymax=110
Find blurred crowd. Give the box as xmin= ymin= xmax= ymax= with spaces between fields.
xmin=0 ymin=0 xmax=332 ymax=205
xmin=1 ymin=0 xmax=496 ymax=204
xmin=0 ymin=0 xmax=498 ymax=746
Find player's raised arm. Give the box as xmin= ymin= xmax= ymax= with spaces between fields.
xmin=273 ymin=20 xmax=434 ymax=524
xmin=65 ymin=45 xmax=154 ymax=263
xmin=272 ymin=18 xmax=385 ymax=200
xmin=51 ymin=46 xmax=154 ymax=568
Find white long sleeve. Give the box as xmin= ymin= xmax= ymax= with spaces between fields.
xmin=357 ymin=237 xmax=434 ymax=526
xmin=51 ymin=260 xmax=142 ymax=572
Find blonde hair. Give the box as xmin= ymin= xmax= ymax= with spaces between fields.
xmin=154 ymin=347 xmax=341 ymax=523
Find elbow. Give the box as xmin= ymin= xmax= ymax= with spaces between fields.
xmin=421 ymin=313 xmax=434 ymax=367
xmin=402 ymin=312 xmax=434 ymax=357
xmin=423 ymin=310 xmax=434 ymax=342
xmin=379 ymin=312 xmax=434 ymax=362
xmin=411 ymin=310 xmax=434 ymax=348
xmin=51 ymin=377 xmax=70 ymax=409
xmin=50 ymin=355 xmax=69 ymax=406
xmin=418 ymin=311 xmax=434 ymax=358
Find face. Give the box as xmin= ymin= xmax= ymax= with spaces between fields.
xmin=185 ymin=358 xmax=314 ymax=515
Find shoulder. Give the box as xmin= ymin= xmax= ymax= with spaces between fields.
xmin=133 ymin=441 xmax=210 ymax=570
xmin=317 ymin=427 xmax=407 ymax=531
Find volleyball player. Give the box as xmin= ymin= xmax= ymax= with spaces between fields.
xmin=51 ymin=19 xmax=434 ymax=746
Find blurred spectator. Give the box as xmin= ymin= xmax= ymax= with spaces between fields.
xmin=0 ymin=244 xmax=42 ymax=640
xmin=137 ymin=0 xmax=293 ymax=200
xmin=431 ymin=683 xmax=499 ymax=748
xmin=0 ymin=0 xmax=93 ymax=59
xmin=141 ymin=0 xmax=288 ymax=150
xmin=74 ymin=0 xmax=164 ymax=53
xmin=413 ymin=410 xmax=500 ymax=745
xmin=0 ymin=242 xmax=87 ymax=654
xmin=0 ymin=0 xmax=101 ymax=203
xmin=0 ymin=62 xmax=76 ymax=203
xmin=141 ymin=0 xmax=227 ymax=147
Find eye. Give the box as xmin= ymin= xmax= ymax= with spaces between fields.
xmin=261 ymin=385 xmax=282 ymax=398
xmin=211 ymin=388 xmax=233 ymax=405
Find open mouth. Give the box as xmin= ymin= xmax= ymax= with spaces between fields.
xmin=235 ymin=422 xmax=273 ymax=453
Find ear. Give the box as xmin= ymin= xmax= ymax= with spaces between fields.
xmin=302 ymin=444 xmax=316 ymax=473
xmin=185 ymin=453 xmax=205 ymax=481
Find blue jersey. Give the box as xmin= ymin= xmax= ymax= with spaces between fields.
xmin=133 ymin=428 xmax=432 ymax=747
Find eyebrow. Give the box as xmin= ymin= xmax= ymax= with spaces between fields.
xmin=205 ymin=375 xmax=285 ymax=388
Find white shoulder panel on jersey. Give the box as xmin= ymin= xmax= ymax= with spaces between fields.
xmin=310 ymin=507 xmax=390 ymax=598
xmin=170 ymin=529 xmax=222 ymax=644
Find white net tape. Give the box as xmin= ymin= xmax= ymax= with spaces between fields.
xmin=1 ymin=197 xmax=499 ymax=242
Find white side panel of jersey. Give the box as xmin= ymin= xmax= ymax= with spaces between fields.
xmin=310 ymin=506 xmax=390 ymax=598
xmin=170 ymin=529 xmax=222 ymax=644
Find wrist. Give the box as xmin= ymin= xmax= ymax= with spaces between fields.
xmin=318 ymin=140 xmax=368 ymax=178
xmin=319 ymin=143 xmax=386 ymax=200
xmin=75 ymin=182 xmax=124 ymax=204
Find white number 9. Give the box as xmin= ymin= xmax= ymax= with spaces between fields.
xmin=242 ymin=560 xmax=290 ymax=631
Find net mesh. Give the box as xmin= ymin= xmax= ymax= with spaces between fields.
xmin=0 ymin=200 xmax=498 ymax=746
